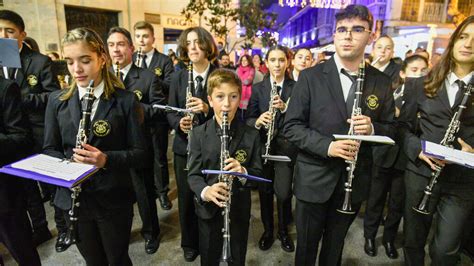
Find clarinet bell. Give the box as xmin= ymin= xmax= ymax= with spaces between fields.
xmin=337 ymin=189 xmax=356 ymax=214
xmin=412 ymin=193 xmax=431 ymax=215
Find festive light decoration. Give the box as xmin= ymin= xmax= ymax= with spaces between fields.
xmin=278 ymin=0 xmax=351 ymax=9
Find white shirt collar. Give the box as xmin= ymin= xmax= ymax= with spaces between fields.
xmin=270 ymin=76 xmax=285 ymax=89
xmin=193 ymin=63 xmax=211 ymax=86
xmin=144 ymin=49 xmax=154 ymax=59
xmin=378 ymin=61 xmax=390 ymax=72
xmin=292 ymin=69 xmax=299 ymax=82
xmin=333 ymin=54 xmax=357 ymax=76
xmin=113 ymin=62 xmax=132 ymax=79
xmin=447 ymin=71 xmax=474 ymax=87
xmin=78 ymin=80 xmax=104 ymax=100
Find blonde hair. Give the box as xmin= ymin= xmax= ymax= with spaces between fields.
xmin=207 ymin=69 xmax=242 ymax=96
xmin=60 ymin=27 xmax=123 ymax=101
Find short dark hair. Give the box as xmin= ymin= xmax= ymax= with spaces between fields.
xmin=107 ymin=27 xmax=133 ymax=46
xmin=133 ymin=21 xmax=155 ymax=36
xmin=220 ymin=53 xmax=230 ymax=60
xmin=0 ymin=10 xmax=25 ymax=32
xmin=266 ymin=45 xmax=292 ymax=61
xmin=177 ymin=27 xmax=218 ymax=62
xmin=402 ymin=54 xmax=428 ymax=72
xmin=24 ymin=37 xmax=40 ymax=52
xmin=207 ymin=69 xmax=242 ymax=96
xmin=335 ymin=4 xmax=373 ymax=31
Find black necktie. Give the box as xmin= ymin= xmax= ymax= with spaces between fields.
xmin=141 ymin=54 xmax=148 ymax=69
xmin=195 ymin=75 xmax=204 ymax=99
xmin=454 ymin=79 xmax=466 ymax=107
xmin=276 ymin=85 xmax=282 ymax=95
xmin=7 ymin=67 xmax=15 ymax=80
xmin=341 ymin=69 xmax=357 ymax=116
xmin=120 ymin=71 xmax=125 ymax=83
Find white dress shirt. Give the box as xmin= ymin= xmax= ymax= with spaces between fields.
xmin=445 ymin=71 xmax=474 ymax=107
xmin=77 ymin=81 xmax=104 ymax=120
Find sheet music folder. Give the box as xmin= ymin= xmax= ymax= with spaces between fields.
xmin=333 ymin=134 xmax=395 ymax=145
xmin=0 ymin=38 xmax=21 ymax=68
xmin=422 ymin=140 xmax=474 ymax=169
xmin=0 ymin=154 xmax=98 ymax=188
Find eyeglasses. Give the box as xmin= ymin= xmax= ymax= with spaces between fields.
xmin=335 ymin=26 xmax=371 ymax=37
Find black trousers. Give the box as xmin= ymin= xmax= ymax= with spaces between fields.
xmin=462 ymin=210 xmax=474 ymax=258
xmin=198 ymin=188 xmax=251 ymax=266
xmin=174 ymin=154 xmax=199 ymax=251
xmin=75 ymin=197 xmax=133 ymax=266
xmin=258 ymin=162 xmax=292 ymax=234
xmin=52 ymin=187 xmax=68 ymax=234
xmin=0 ymin=209 xmax=41 ymax=266
xmin=403 ymin=170 xmax=474 ymax=266
xmin=364 ymin=166 xmax=404 ymax=242
xmin=152 ymin=124 xmax=170 ymax=195
xmin=24 ymin=180 xmax=48 ymax=232
xmin=295 ymin=191 xmax=361 ymax=266
xmin=130 ymin=167 xmax=160 ymax=240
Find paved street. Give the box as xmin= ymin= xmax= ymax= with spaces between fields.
xmin=1 ymin=141 xmax=473 ymax=265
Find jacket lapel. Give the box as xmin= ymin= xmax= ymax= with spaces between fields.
xmin=324 ymin=57 xmax=347 ymax=120
xmin=229 ymin=120 xmax=245 ymax=156
xmin=89 ymin=94 xmax=116 ymax=142
xmin=17 ymin=46 xmax=33 ymax=88
xmin=124 ymin=65 xmax=140 ymax=86
xmin=149 ymin=49 xmax=160 ymax=70
xmin=362 ymin=65 xmax=377 ymax=113
xmin=70 ymin=89 xmax=82 ymax=131
xmin=437 ymin=83 xmax=452 ymax=112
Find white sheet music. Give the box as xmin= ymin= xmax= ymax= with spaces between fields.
xmin=422 ymin=141 xmax=474 ymax=169
xmin=11 ymin=154 xmax=96 ymax=181
xmin=333 ymin=134 xmax=395 ymax=145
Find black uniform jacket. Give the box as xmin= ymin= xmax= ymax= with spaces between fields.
xmin=383 ymin=59 xmax=402 ymax=88
xmin=43 ymin=87 xmax=147 ymax=210
xmin=246 ymin=76 xmax=298 ymax=160
xmin=15 ymin=45 xmax=60 ymax=129
xmin=133 ymin=49 xmax=174 ymax=94
xmin=167 ymin=64 xmax=217 ymax=156
xmin=283 ymin=56 xmax=395 ymax=204
xmin=399 ymin=77 xmax=474 ymax=182
xmin=372 ymin=60 xmax=405 ymax=170
xmin=372 ymin=102 xmax=409 ymax=170
xmin=0 ymin=78 xmax=32 ymax=214
xmin=188 ymin=118 xmax=263 ymax=219
xmin=122 ymin=64 xmax=166 ymax=128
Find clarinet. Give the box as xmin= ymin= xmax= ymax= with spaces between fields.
xmin=219 ymin=111 xmax=232 ymax=263
xmin=135 ymin=47 xmax=143 ymax=67
xmin=337 ymin=60 xmax=365 ymax=215
xmin=413 ymin=78 xmax=474 ymax=215
xmin=185 ymin=62 xmax=195 ymax=170
xmin=65 ymin=79 xmax=95 ymax=245
xmin=263 ymin=81 xmax=278 ymax=164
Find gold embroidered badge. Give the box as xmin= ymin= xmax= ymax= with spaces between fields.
xmin=154 ymin=67 xmax=162 ymax=77
xmin=92 ymin=120 xmax=111 ymax=137
xmin=234 ymin=150 xmax=247 ymax=163
xmin=134 ymin=90 xmax=143 ymax=101
xmin=27 ymin=75 xmax=38 ymax=87
xmin=366 ymin=94 xmax=379 ymax=110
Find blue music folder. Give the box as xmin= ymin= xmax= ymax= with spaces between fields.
xmin=0 ymin=154 xmax=98 ymax=188
xmin=0 ymin=38 xmax=21 ymax=68
xmin=201 ymin=169 xmax=271 ymax=183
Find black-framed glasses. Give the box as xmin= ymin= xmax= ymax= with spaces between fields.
xmin=335 ymin=26 xmax=371 ymax=36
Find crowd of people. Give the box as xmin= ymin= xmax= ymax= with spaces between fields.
xmin=1 ymin=4 xmax=474 ymax=266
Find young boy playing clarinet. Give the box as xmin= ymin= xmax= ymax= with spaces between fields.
xmin=187 ymin=69 xmax=263 ymax=266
